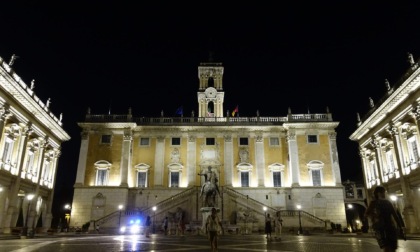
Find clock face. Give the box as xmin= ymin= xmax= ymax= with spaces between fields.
xmin=205 ymin=87 xmax=217 ymax=98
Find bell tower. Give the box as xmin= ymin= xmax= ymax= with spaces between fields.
xmin=197 ymin=61 xmax=225 ymax=117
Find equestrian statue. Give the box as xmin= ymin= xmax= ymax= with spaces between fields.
xmin=198 ymin=166 xmax=220 ymax=207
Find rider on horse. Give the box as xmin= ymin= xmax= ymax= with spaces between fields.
xmin=198 ymin=166 xmax=220 ymax=206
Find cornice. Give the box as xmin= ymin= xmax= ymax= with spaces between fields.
xmin=350 ymin=67 xmax=420 ymax=141
xmin=0 ymin=57 xmax=70 ymax=142
xmin=283 ymin=122 xmax=339 ymax=129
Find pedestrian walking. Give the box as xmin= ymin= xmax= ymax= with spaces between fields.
xmin=145 ymin=216 xmax=151 ymax=237
xmin=265 ymin=213 xmax=272 ymax=240
xmin=205 ymin=207 xmax=223 ymax=252
xmin=274 ymin=211 xmax=283 ymax=240
xmin=364 ymin=185 xmax=405 ymax=252
xmin=162 ymin=217 xmax=168 ymax=235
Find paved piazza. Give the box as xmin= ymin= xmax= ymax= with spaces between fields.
xmin=0 ymin=233 xmax=418 ymax=252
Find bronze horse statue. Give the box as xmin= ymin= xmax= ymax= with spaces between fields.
xmin=199 ymin=167 xmax=220 ymax=207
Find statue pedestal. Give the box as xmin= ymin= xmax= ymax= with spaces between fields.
xmin=200 ymin=207 xmax=220 ymax=233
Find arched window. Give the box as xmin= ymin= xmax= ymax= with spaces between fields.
xmin=94 ymin=160 xmax=111 ymax=186
xmin=208 ymin=77 xmax=214 ymax=87
xmin=207 ymin=101 xmax=214 ymax=117
xmin=236 ymin=163 xmax=253 ymax=187
xmin=134 ymin=163 xmax=150 ymax=188
xmin=307 ymin=160 xmax=324 ymax=186
xmin=268 ymin=163 xmax=285 ymax=187
xmin=168 ymin=163 xmax=183 ymax=187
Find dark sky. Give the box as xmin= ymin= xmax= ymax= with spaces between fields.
xmin=2 ymin=2 xmax=420 ymax=219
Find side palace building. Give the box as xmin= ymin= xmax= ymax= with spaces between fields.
xmin=0 ymin=55 xmax=70 ymax=234
xmin=350 ymin=53 xmax=420 ymax=234
xmin=71 ymin=60 xmax=347 ymax=233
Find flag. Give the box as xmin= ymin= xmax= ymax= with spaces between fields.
xmin=175 ymin=106 xmax=183 ymax=115
xmin=232 ymin=105 xmax=238 ymax=117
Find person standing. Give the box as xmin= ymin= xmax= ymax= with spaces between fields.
xmin=364 ymin=186 xmax=405 ymax=252
xmin=206 ymin=207 xmax=223 ymax=252
xmin=274 ymin=211 xmax=283 ymax=240
xmin=265 ymin=213 xmax=272 ymax=240
xmin=178 ymin=214 xmax=186 ymax=236
xmin=145 ymin=216 xmax=151 ymax=237
xmin=162 ymin=217 xmax=168 ymax=235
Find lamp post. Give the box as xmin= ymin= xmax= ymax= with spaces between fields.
xmin=297 ymin=204 xmax=303 ymax=235
xmin=22 ymin=194 xmax=34 ymax=237
xmin=152 ymin=206 xmax=157 ymax=234
xmin=64 ymin=204 xmax=71 ymax=232
xmin=118 ymin=205 xmax=123 ymax=229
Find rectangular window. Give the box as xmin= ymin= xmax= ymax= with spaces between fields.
xmin=410 ymin=140 xmax=419 ymax=162
xmin=386 ymin=151 xmax=395 ymax=173
xmin=137 ymin=172 xmax=147 ymax=187
xmin=311 ymin=170 xmax=321 ymax=186
xmin=2 ymin=138 xmax=13 ymax=163
xmin=239 ymin=137 xmax=248 ymax=146
xmin=26 ymin=152 xmax=35 ymax=174
xmin=140 ymin=137 xmax=150 ymax=146
xmin=357 ymin=189 xmax=363 ymax=199
xmin=170 ymin=172 xmax=179 ymax=187
xmin=307 ymin=135 xmax=318 ymax=143
xmin=269 ymin=137 xmax=279 ymax=146
xmin=206 ymin=138 xmax=215 ymax=145
xmin=240 ymin=172 xmax=249 ymax=187
xmin=171 ymin=138 xmax=181 ymax=146
xmin=273 ymin=171 xmax=281 ymax=187
xmin=43 ymin=162 xmax=51 ymax=183
xmin=101 ymin=134 xmax=111 ymax=144
xmin=96 ymin=169 xmax=108 ymax=186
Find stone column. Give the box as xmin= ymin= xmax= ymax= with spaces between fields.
xmin=187 ymin=136 xmax=196 ymax=186
xmin=223 ymin=135 xmax=233 ymax=186
xmin=154 ymin=136 xmax=165 ymax=187
xmin=370 ymin=137 xmax=383 ymax=185
xmin=0 ymin=104 xmax=12 ymax=144
xmin=287 ymin=131 xmax=300 ymax=187
xmin=370 ymin=137 xmax=384 ymax=184
xmin=255 ymin=135 xmax=265 ymax=187
xmin=3 ymin=125 xmax=31 ymax=232
xmin=120 ymin=130 xmax=132 ymax=187
xmin=328 ymin=132 xmax=342 ymax=185
xmin=75 ymin=130 xmax=89 ymax=186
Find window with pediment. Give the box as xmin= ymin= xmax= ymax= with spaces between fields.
xmin=135 ymin=163 xmax=150 ymax=187
xmin=94 ymin=160 xmax=111 ymax=186
xmin=268 ymin=163 xmax=285 ymax=187
xmin=307 ymin=160 xmax=324 ymax=186
xmin=237 ymin=163 xmax=253 ymax=187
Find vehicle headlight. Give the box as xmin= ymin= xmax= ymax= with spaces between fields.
xmin=120 ymin=226 xmax=126 ymax=234
xmin=130 ymin=225 xmax=140 ymax=234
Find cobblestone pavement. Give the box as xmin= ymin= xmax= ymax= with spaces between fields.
xmin=0 ymin=233 xmax=418 ymax=252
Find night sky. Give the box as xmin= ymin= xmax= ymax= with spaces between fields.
xmin=2 ymin=2 xmax=420 ymax=222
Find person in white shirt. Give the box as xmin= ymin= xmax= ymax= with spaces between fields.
xmin=274 ymin=211 xmax=283 ymax=240
xmin=205 ymin=208 xmax=223 ymax=252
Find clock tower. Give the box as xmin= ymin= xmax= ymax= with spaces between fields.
xmin=197 ymin=62 xmax=225 ymax=117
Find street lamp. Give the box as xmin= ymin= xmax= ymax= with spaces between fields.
xmin=297 ymin=204 xmax=303 ymax=235
xmin=152 ymin=206 xmax=157 ymax=234
xmin=118 ymin=205 xmax=123 ymax=229
xmin=64 ymin=204 xmax=71 ymax=232
xmin=22 ymin=194 xmax=34 ymax=237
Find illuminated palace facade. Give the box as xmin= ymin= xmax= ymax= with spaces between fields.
xmin=71 ymin=60 xmax=346 ymax=233
xmin=0 ymin=55 xmax=70 ymax=234
xmin=350 ymin=54 xmax=420 ymax=234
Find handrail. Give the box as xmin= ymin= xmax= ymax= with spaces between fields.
xmin=223 ymin=187 xmax=277 ymax=213
xmin=142 ymin=186 xmax=197 ymax=214
xmin=224 ymin=187 xmax=325 ymax=224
